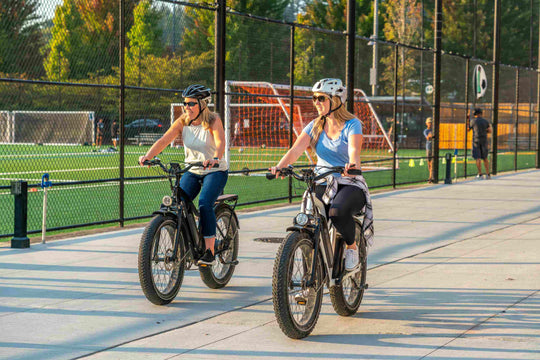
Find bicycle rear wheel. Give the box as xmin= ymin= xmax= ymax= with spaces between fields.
xmin=329 ymin=219 xmax=367 ymax=316
xmin=272 ymin=231 xmax=324 ymax=339
xmin=138 ymin=215 xmax=185 ymax=305
xmin=199 ymin=205 xmax=239 ymax=289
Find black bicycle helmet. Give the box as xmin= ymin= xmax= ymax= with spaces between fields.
xmin=182 ymin=84 xmax=211 ymax=101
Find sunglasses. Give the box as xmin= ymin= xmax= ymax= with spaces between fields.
xmin=183 ymin=101 xmax=198 ymax=107
xmin=312 ymin=95 xmax=328 ymax=103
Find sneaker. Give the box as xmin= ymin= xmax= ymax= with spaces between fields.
xmin=197 ymin=249 xmax=216 ymax=266
xmin=345 ymin=248 xmax=359 ymax=271
xmin=486 ymin=174 xmax=491 ymax=180
xmin=476 ymin=174 xmax=483 ymax=180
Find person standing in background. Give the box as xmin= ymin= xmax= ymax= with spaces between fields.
xmin=468 ymin=108 xmax=492 ymax=179
xmin=424 ymin=117 xmax=434 ymax=183
xmin=96 ymin=118 xmax=104 ymax=147
xmin=111 ymin=119 xmax=119 ymax=148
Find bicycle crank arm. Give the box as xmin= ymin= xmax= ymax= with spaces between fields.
xmin=219 ymin=259 xmax=239 ymax=265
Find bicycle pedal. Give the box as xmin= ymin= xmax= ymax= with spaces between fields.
xmin=294 ymin=293 xmax=307 ymax=305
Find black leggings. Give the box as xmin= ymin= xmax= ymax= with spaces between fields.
xmin=315 ymin=184 xmax=366 ymax=246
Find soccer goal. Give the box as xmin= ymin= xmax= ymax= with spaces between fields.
xmin=3 ymin=111 xmax=95 ymax=145
xmin=0 ymin=111 xmax=12 ymax=143
xmin=224 ymin=81 xmax=393 ymax=171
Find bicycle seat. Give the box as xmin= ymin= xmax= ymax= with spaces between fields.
xmin=216 ymin=194 xmax=238 ymax=203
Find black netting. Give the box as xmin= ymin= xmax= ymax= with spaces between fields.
xmin=1 ymin=1 xmax=539 ymax=239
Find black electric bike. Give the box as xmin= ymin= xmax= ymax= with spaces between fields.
xmin=138 ymin=158 xmax=239 ymax=305
xmin=267 ymin=165 xmax=368 ymax=338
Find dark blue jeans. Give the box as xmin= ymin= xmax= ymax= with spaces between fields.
xmin=180 ymin=170 xmax=228 ymax=238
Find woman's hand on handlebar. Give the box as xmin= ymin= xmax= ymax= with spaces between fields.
xmin=202 ymin=158 xmax=220 ymax=169
xmin=139 ymin=155 xmax=151 ymax=167
xmin=344 ymin=163 xmax=361 ymax=177
xmin=268 ymin=166 xmax=283 ymax=179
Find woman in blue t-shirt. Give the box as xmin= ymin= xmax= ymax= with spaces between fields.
xmin=270 ymin=78 xmax=372 ymax=271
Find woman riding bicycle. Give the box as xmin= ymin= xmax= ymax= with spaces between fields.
xmin=270 ymin=78 xmax=373 ymax=271
xmin=139 ymin=84 xmax=228 ymax=266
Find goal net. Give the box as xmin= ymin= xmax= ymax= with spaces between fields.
xmin=169 ymin=82 xmax=392 ymax=173
xmin=224 ymin=81 xmax=393 ymax=172
xmin=0 ymin=111 xmax=12 ymax=143
xmin=7 ymin=111 xmax=95 ymax=145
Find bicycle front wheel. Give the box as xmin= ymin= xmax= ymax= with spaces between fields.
xmin=138 ymin=215 xmax=185 ymax=305
xmin=272 ymin=231 xmax=324 ymax=339
xmin=329 ymin=219 xmax=367 ymax=316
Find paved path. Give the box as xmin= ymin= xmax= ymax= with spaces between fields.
xmin=1 ymin=170 xmax=539 ymax=359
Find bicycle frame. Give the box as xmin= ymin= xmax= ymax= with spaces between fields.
xmin=149 ymin=160 xmax=238 ymax=267
xmin=284 ymin=168 xmax=364 ymax=289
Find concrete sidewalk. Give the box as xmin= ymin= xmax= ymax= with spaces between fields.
xmin=1 ymin=170 xmax=539 ymax=359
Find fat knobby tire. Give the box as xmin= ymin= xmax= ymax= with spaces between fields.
xmin=272 ymin=231 xmax=323 ymax=339
xmin=138 ymin=215 xmax=184 ymax=305
xmin=199 ymin=206 xmax=239 ymax=289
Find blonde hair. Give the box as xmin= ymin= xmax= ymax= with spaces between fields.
xmin=179 ymin=101 xmax=217 ymax=130
xmin=310 ymin=96 xmax=358 ymax=147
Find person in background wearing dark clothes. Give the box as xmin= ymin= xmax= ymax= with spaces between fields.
xmin=96 ymin=118 xmax=104 ymax=147
xmin=111 ymin=119 xmax=119 ymax=148
xmin=468 ymin=108 xmax=492 ymax=179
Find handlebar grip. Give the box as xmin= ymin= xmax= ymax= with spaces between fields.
xmin=266 ymin=173 xmax=276 ymax=180
xmin=348 ymin=168 xmax=362 ymax=176
xmin=142 ymin=160 xmax=153 ymax=166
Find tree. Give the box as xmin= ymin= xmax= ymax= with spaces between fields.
xmin=379 ymin=0 xmax=422 ymax=95
xmin=294 ymin=0 xmax=375 ymax=86
xmin=126 ymin=0 xmax=163 ymax=86
xmin=181 ymin=0 xmax=292 ymax=85
xmin=44 ymin=0 xmax=135 ymax=80
xmin=0 ymin=0 xmax=45 ymax=77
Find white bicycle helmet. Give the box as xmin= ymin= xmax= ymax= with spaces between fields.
xmin=312 ymin=78 xmax=347 ymax=103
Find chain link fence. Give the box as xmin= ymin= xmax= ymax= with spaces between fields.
xmin=1 ymin=0 xmax=538 ymax=239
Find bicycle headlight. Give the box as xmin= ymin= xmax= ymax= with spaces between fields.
xmin=294 ymin=213 xmax=310 ymax=226
xmin=162 ymin=195 xmax=173 ymax=207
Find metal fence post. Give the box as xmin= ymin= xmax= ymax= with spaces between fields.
xmin=11 ymin=181 xmax=29 ymax=248
xmin=119 ymin=0 xmax=126 ymax=227
xmin=214 ymin=0 xmax=226 ymax=119
xmin=491 ymin=0 xmax=501 ymax=175
xmin=537 ymin=9 xmax=540 ymax=168
xmin=288 ymin=24 xmax=295 ymax=204
xmin=464 ymin=58 xmax=470 ymax=178
xmin=432 ymin=0 xmax=442 ymax=183
xmin=515 ymin=68 xmax=520 ymax=171
xmin=392 ymin=44 xmax=398 ymax=188
xmin=444 ymin=153 xmax=452 ymax=184
xmin=346 ymin=0 xmax=355 ymax=113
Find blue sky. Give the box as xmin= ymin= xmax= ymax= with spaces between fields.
xmin=39 ymin=0 xmax=63 ymax=20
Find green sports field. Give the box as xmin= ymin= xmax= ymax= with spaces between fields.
xmin=0 ymin=143 xmax=535 ymax=238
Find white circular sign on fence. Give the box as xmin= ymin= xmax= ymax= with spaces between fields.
xmin=473 ymin=65 xmax=488 ymax=99
xmin=425 ymin=85 xmax=434 ymax=95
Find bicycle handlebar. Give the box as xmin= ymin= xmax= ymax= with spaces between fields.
xmin=266 ymin=166 xmax=362 ymax=181
xmin=142 ymin=158 xmax=218 ymax=175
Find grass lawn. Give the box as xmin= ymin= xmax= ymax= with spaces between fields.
xmin=1 ymin=143 xmax=535 ymax=238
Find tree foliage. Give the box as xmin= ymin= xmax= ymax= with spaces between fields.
xmin=126 ymin=0 xmax=163 ymax=86
xmin=44 ymin=0 xmax=135 ymax=80
xmin=294 ymin=0 xmax=375 ymax=86
xmin=0 ymin=0 xmax=45 ymax=77
xmin=379 ymin=0 xmax=422 ymax=95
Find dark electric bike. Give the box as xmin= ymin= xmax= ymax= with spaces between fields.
xmin=138 ymin=158 xmax=239 ymax=305
xmin=267 ymin=165 xmax=368 ymax=338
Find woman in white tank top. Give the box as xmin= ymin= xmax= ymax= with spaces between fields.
xmin=139 ymin=85 xmax=229 ymax=266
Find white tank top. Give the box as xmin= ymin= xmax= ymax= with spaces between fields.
xmin=182 ymin=124 xmax=228 ymax=175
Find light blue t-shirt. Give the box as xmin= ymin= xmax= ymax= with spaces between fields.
xmin=303 ymin=118 xmax=363 ymax=174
